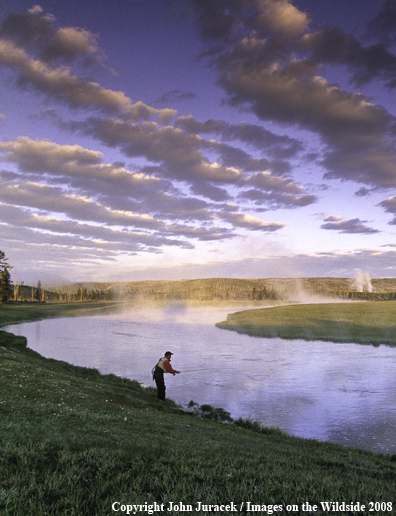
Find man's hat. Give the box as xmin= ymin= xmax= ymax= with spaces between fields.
xmin=165 ymin=351 xmax=173 ymax=356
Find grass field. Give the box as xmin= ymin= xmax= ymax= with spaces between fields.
xmin=1 ymin=302 xmax=396 ymax=514
xmin=216 ymin=301 xmax=396 ymax=346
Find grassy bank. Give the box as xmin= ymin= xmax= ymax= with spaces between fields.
xmin=1 ymin=329 xmax=396 ymax=515
xmin=2 ymin=302 xmax=396 ymax=514
xmin=216 ymin=301 xmax=396 ymax=346
xmin=0 ymin=301 xmax=126 ymax=328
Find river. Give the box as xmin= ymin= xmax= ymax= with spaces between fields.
xmin=5 ymin=304 xmax=396 ymax=454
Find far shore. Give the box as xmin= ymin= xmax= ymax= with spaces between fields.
xmin=216 ymin=300 xmax=396 ymax=346
xmin=0 ymin=301 xmax=126 ymax=328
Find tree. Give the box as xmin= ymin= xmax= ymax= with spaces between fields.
xmin=0 ymin=250 xmax=12 ymax=304
xmin=35 ymin=280 xmax=42 ymax=302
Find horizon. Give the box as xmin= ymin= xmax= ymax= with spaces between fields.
xmin=1 ymin=1 xmax=396 ymax=285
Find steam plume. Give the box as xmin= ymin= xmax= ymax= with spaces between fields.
xmin=351 ymin=270 xmax=373 ymax=292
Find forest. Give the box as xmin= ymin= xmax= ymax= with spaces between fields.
xmin=8 ymin=276 xmax=396 ymax=303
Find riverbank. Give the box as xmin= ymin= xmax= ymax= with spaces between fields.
xmin=0 ymin=301 xmax=126 ymax=328
xmin=1 ymin=327 xmax=396 ymax=515
xmin=216 ymin=301 xmax=396 ymax=346
xmin=1 ymin=303 xmax=396 ymax=513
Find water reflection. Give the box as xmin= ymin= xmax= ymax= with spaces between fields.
xmin=5 ymin=305 xmax=396 ymax=454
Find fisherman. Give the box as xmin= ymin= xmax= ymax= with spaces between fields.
xmin=152 ymin=351 xmax=180 ymax=401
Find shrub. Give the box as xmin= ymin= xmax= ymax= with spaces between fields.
xmin=187 ymin=401 xmax=233 ymax=422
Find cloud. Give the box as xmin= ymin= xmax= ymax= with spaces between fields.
xmin=255 ymin=0 xmax=309 ymax=37
xmin=301 ymin=26 xmax=396 ymax=89
xmin=0 ymin=7 xmax=176 ymax=121
xmin=0 ymin=137 xmax=103 ymax=171
xmin=191 ymin=0 xmax=310 ymax=42
xmin=0 ymin=137 xmax=167 ymax=205
xmin=0 ymin=4 xmax=317 ymax=252
xmin=320 ymin=216 xmax=380 ymax=234
xmin=355 ymin=187 xmax=371 ymax=197
xmin=378 ymin=196 xmax=396 ymax=224
xmin=155 ymin=90 xmax=199 ymax=104
xmin=67 ymin=117 xmax=243 ymax=185
xmin=237 ymin=171 xmax=316 ymax=209
xmin=0 ymin=180 xmax=164 ymax=231
xmin=190 ymin=0 xmax=396 ymax=190
xmin=0 ymin=202 xmax=196 ymax=251
xmin=190 ymin=0 xmax=241 ymax=42
xmin=175 ymin=115 xmax=303 ymax=159
xmin=4 ymin=2 xmax=391 ymax=283
xmin=63 ymin=115 xmax=315 ymax=209
xmin=0 ymin=135 xmax=288 ymax=255
xmin=366 ymin=1 xmax=396 ymax=46
xmin=0 ymin=4 xmax=109 ymax=72
xmin=0 ymin=4 xmax=103 ymax=67
xmin=239 ymin=188 xmax=316 ymax=209
xmin=221 ymin=211 xmax=286 ymax=232
xmin=45 ymin=27 xmax=101 ymax=64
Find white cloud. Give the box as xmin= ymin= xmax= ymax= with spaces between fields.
xmin=222 ymin=211 xmax=286 ymax=232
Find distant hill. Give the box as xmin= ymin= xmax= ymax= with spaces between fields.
xmin=11 ymin=277 xmax=396 ymax=303
xmin=54 ymin=277 xmax=396 ymax=303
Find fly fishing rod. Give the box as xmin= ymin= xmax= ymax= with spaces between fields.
xmin=180 ymin=368 xmax=218 ymax=373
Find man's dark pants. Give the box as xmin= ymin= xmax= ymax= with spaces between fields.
xmin=154 ymin=369 xmax=166 ymax=400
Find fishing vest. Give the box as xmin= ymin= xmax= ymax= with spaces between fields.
xmin=151 ymin=357 xmax=170 ymax=381
xmin=156 ymin=357 xmax=168 ymax=372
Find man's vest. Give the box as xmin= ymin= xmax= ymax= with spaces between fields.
xmin=151 ymin=357 xmax=167 ymax=380
xmin=156 ymin=357 xmax=168 ymax=372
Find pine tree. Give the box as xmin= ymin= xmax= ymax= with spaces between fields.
xmin=0 ymin=251 xmax=12 ymax=304
xmin=35 ymin=280 xmax=42 ymax=302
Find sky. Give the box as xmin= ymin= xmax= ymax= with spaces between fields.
xmin=1 ymin=0 xmax=396 ymax=286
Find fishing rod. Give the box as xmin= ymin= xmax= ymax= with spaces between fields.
xmin=180 ymin=368 xmax=219 ymax=373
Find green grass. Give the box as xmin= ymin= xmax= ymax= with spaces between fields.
xmin=216 ymin=301 xmax=396 ymax=346
xmin=0 ymin=301 xmax=125 ymax=327
xmin=1 ymin=302 xmax=396 ymax=514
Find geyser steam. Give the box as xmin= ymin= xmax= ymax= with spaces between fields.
xmin=351 ymin=270 xmax=373 ymax=293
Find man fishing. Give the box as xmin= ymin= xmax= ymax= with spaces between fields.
xmin=152 ymin=351 xmax=180 ymax=401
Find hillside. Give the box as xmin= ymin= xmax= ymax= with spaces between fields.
xmin=12 ymin=277 xmax=396 ymax=304
xmin=61 ymin=277 xmax=396 ymax=302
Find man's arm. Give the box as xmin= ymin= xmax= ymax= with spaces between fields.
xmin=163 ymin=360 xmax=180 ymax=374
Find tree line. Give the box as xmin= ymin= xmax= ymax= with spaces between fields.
xmin=12 ymin=283 xmax=113 ymax=303
xmin=3 ymin=248 xmax=396 ymax=305
xmin=1 ymin=251 xmax=113 ymax=304
xmin=0 ymin=250 xmax=12 ymax=304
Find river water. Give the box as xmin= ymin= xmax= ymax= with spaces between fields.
xmin=5 ymin=304 xmax=396 ymax=454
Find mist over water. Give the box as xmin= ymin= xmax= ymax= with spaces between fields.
xmin=6 ymin=303 xmax=396 ymax=454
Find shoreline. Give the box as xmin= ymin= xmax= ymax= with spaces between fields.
xmin=216 ymin=300 xmax=396 ymax=346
